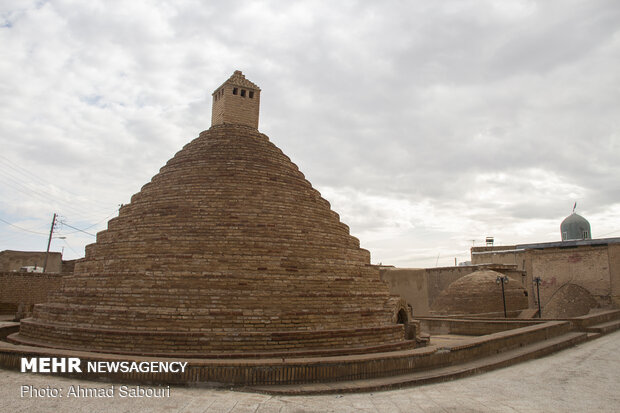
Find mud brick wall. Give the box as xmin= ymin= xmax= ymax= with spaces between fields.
xmin=610 ymin=244 xmax=620 ymax=307
xmin=527 ymin=245 xmax=614 ymax=311
xmin=382 ymin=265 xmax=525 ymax=316
xmin=471 ymin=247 xmax=526 ymax=271
xmin=0 ymin=251 xmax=62 ymax=273
xmin=0 ymin=271 xmax=63 ymax=314
xmin=472 ymin=242 xmax=619 ymax=313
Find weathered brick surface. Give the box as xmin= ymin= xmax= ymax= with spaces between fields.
xmin=431 ymin=270 xmax=528 ymax=315
xmin=471 ymin=242 xmax=620 ymax=312
xmin=18 ymin=84 xmax=404 ymax=355
xmin=528 ymin=246 xmax=611 ymax=310
xmin=211 ymin=71 xmax=260 ymax=129
xmin=0 ymin=320 xmax=578 ymax=386
xmin=0 ymin=272 xmax=63 ymax=309
xmin=380 ymin=264 xmax=525 ymax=317
xmin=0 ymin=251 xmax=62 ymax=273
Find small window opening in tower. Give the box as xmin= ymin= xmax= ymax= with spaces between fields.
xmin=583 ymin=231 xmax=589 ymax=239
xmin=233 ymin=88 xmax=238 ymax=95
xmin=396 ymin=309 xmax=408 ymax=324
xmin=249 ymin=91 xmax=254 ymax=99
xmin=241 ymin=89 xmax=246 ymax=97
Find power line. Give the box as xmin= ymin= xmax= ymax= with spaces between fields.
xmin=0 ymin=154 xmax=57 ymax=189
xmin=0 ymin=170 xmax=102 ymax=219
xmin=0 ymin=229 xmax=46 ymax=243
xmin=0 ymin=154 xmax=104 ymax=205
xmin=0 ymin=155 xmax=117 ymax=217
xmin=598 ymin=229 xmax=620 ymax=237
xmin=59 ymin=222 xmax=96 ymax=237
xmin=61 ymin=238 xmax=82 ymax=257
xmin=0 ymin=217 xmax=49 ymax=235
xmin=58 ymin=209 xmax=118 ymax=235
xmin=0 ymin=207 xmax=117 ymax=240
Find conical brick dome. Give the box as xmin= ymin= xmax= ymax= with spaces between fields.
xmin=15 ymin=72 xmax=406 ymax=356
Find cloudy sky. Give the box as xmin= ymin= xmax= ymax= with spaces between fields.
xmin=1 ymin=0 xmax=619 ymax=267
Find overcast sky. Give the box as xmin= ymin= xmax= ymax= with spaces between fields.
xmin=1 ymin=0 xmax=619 ymax=267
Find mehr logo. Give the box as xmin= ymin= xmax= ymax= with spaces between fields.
xmin=20 ymin=357 xmax=189 ymax=374
xmin=21 ymin=358 xmax=82 ymax=373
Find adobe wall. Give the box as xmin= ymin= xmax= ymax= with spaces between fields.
xmin=609 ymin=244 xmax=620 ymax=307
xmin=527 ymin=245 xmax=612 ymax=311
xmin=470 ymin=246 xmax=526 ymax=270
xmin=380 ymin=269 xmax=430 ymax=316
xmin=426 ymin=266 xmax=479 ymax=308
xmin=0 ymin=272 xmax=64 ymax=317
xmin=0 ymin=250 xmax=62 ymax=273
xmin=381 ymin=265 xmax=524 ymax=316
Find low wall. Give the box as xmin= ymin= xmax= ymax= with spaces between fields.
xmin=418 ymin=317 xmax=543 ymax=336
xmin=0 ymin=272 xmax=64 ymax=318
xmin=567 ymin=309 xmax=620 ymax=330
xmin=0 ymin=320 xmax=575 ymax=386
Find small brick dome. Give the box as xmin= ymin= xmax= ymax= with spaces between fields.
xmin=431 ymin=270 xmax=528 ymax=315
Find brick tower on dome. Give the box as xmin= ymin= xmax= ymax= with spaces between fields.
xmin=211 ymin=70 xmax=261 ymax=128
xmin=12 ymin=71 xmax=409 ymax=357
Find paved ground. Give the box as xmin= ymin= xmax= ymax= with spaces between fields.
xmin=1 ymin=330 xmax=619 ymax=413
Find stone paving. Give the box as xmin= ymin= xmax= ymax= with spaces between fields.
xmin=1 ymin=330 xmax=619 ymax=412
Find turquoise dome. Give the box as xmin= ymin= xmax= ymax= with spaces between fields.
xmin=561 ymin=213 xmax=591 ymax=241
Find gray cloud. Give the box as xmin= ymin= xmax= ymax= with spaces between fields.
xmin=1 ymin=0 xmax=619 ymax=266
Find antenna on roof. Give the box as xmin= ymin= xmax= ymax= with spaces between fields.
xmin=573 ymin=202 xmax=577 ymax=213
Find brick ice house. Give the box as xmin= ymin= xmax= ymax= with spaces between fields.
xmin=11 ymin=71 xmax=411 ymax=356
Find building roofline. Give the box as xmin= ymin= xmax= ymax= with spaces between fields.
xmin=516 ymin=237 xmax=620 ymax=250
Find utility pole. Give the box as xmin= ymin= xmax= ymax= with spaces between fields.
xmin=533 ymin=277 xmax=543 ymax=318
xmin=43 ymin=213 xmax=57 ymax=273
xmin=496 ymin=275 xmax=509 ymax=318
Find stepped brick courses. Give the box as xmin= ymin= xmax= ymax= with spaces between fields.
xmin=15 ymin=72 xmax=407 ymax=356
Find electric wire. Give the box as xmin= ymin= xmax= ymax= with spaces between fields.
xmin=61 ymin=238 xmax=82 ymax=257
xmin=58 ymin=209 xmax=118 ymax=235
xmin=0 ymin=154 xmax=107 ymax=207
xmin=0 ymin=217 xmax=49 ymax=235
xmin=598 ymin=229 xmax=620 ymax=237
xmin=58 ymin=222 xmax=95 ymax=237
xmin=0 ymin=174 xmax=102 ymax=220
xmin=0 ymin=155 xmax=118 ymax=218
